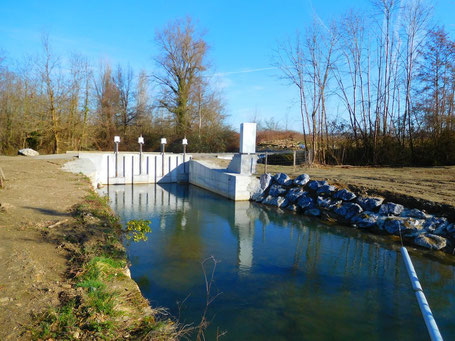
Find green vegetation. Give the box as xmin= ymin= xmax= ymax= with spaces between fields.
xmin=30 ymin=190 xmax=179 ymax=340
xmin=126 ymin=219 xmax=152 ymax=242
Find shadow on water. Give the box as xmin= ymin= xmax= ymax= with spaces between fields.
xmin=98 ymin=183 xmax=455 ymax=341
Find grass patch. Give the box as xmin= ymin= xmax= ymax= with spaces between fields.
xmin=76 ymin=256 xmax=122 ymax=316
xmin=32 ymin=300 xmax=77 ymax=340
xmin=30 ymin=190 xmax=179 ymax=340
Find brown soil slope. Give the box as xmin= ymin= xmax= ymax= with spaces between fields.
xmin=0 ymin=156 xmax=87 ymax=340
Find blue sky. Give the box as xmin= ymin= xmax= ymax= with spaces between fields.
xmin=1 ymin=0 xmax=454 ymax=131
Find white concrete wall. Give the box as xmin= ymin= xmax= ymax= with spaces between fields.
xmin=77 ymin=152 xmax=191 ymax=187
xmin=69 ymin=152 xmax=260 ymax=202
xmin=188 ymin=159 xmax=259 ymax=201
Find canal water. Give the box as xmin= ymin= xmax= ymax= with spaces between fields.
xmin=99 ymin=184 xmax=455 ymax=340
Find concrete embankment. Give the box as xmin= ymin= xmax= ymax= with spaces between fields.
xmin=189 ymin=159 xmax=259 ymax=200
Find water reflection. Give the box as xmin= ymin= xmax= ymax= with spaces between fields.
xmin=99 ymin=184 xmax=455 ymax=341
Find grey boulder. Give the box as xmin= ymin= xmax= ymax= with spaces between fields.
xmin=294 ymin=174 xmax=310 ymax=186
xmin=285 ymin=187 xmax=306 ymax=203
xmin=262 ymin=195 xmax=288 ymax=208
xmin=317 ymin=196 xmax=341 ymax=210
xmin=381 ymin=217 xmax=424 ymax=235
xmin=316 ymin=184 xmax=337 ymax=196
xmin=356 ymin=197 xmax=384 ymax=211
xmin=333 ymin=189 xmax=356 ymax=201
xmin=414 ymin=234 xmax=447 ymax=250
xmin=260 ymin=173 xmax=273 ymax=191
xmin=422 ymin=216 xmax=449 ymax=234
xmin=351 ymin=212 xmax=380 ymax=228
xmin=307 ymin=180 xmax=328 ymax=191
xmin=297 ymin=196 xmax=315 ymax=210
xmin=274 ymin=173 xmax=292 ymax=186
xmin=251 ymin=191 xmax=267 ymax=202
xmin=269 ymin=184 xmax=287 ymax=197
xmin=400 ymin=208 xmax=427 ymax=219
xmin=333 ymin=202 xmax=363 ymax=221
xmin=379 ymin=202 xmax=404 ymax=216
xmin=18 ymin=148 xmax=39 ymax=156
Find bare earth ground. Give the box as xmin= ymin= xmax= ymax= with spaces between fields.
xmin=194 ymin=155 xmax=455 ymax=219
xmin=0 ymin=156 xmax=87 ymax=340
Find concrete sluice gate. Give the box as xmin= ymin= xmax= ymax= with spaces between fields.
xmin=78 ymin=152 xmax=191 ymax=185
xmin=69 ymin=123 xmax=260 ymax=201
xmin=74 ymin=151 xmax=260 ymax=202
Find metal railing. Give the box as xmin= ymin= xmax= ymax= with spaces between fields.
xmin=255 ymin=149 xmax=313 ymax=174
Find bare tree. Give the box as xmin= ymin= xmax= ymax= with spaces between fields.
xmin=274 ymin=19 xmax=336 ymax=163
xmin=39 ymin=35 xmax=64 ymax=153
xmin=400 ymin=0 xmax=432 ymax=158
xmin=273 ymin=33 xmax=310 ymax=154
xmin=153 ymin=17 xmax=208 ymax=137
xmin=93 ymin=62 xmax=119 ymax=149
xmin=114 ymin=64 xmax=134 ymax=136
xmin=417 ymin=27 xmax=455 ymax=137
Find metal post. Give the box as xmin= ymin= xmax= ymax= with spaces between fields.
xmin=154 ymin=156 xmax=157 ymax=183
xmin=183 ymin=144 xmax=186 ymax=174
xmin=138 ymin=135 xmax=144 ymax=175
xmin=139 ymin=144 xmax=142 ymax=175
xmin=182 ymin=138 xmax=188 ymax=174
xmin=107 ymin=155 xmax=109 ymax=185
xmin=265 ymin=152 xmax=268 ymax=174
xmin=147 ymin=156 xmax=149 ymax=175
xmin=401 ymin=247 xmax=443 ymax=341
xmin=115 ymin=143 xmax=118 ymax=177
xmin=131 ymin=155 xmax=134 ymax=184
xmin=161 ymin=137 xmax=167 ymax=178
xmin=114 ymin=136 xmax=120 ymax=177
xmin=123 ymin=156 xmax=125 ymax=177
xmin=162 ymin=154 xmax=165 ymax=178
xmin=293 ymin=150 xmax=296 ymax=172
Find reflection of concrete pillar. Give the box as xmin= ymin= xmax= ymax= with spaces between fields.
xmin=160 ymin=215 xmax=166 ymax=231
xmin=97 ymin=183 xmax=190 ymax=232
xmin=234 ymin=201 xmax=255 ymax=272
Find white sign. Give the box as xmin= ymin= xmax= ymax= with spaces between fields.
xmin=114 ymin=136 xmax=121 ymax=143
xmin=182 ymin=138 xmax=188 ymax=145
xmin=138 ymin=136 xmax=144 ymax=144
xmin=160 ymin=138 xmax=167 ymax=144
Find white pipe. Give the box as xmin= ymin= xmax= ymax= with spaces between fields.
xmin=400 ymin=247 xmax=443 ymax=341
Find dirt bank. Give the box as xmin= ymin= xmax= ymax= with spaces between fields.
xmin=0 ymin=156 xmax=177 ymax=339
xmin=0 ymin=156 xmax=87 ymax=339
xmin=255 ymin=164 xmax=455 ymax=220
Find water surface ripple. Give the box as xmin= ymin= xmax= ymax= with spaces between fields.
xmin=99 ymin=184 xmax=455 ymax=340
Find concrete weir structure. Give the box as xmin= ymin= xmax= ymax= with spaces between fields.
xmin=189 ymin=123 xmax=259 ymax=200
xmin=66 ymin=123 xmax=260 ymax=201
xmin=74 ymin=152 xmax=191 ymax=186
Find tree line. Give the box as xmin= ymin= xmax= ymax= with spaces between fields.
xmin=274 ymin=0 xmax=455 ymax=165
xmin=0 ymin=17 xmax=235 ymax=155
xmin=1 ymin=3 xmax=454 ymax=166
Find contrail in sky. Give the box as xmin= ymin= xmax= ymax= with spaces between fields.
xmin=215 ymin=67 xmax=276 ymax=76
